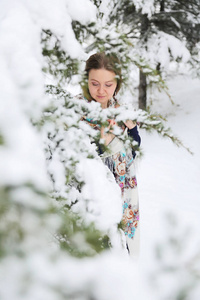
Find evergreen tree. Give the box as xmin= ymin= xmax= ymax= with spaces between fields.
xmin=99 ymin=0 xmax=200 ymax=109
xmin=0 ymin=1 xmax=198 ymax=299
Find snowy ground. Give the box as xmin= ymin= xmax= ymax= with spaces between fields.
xmin=137 ymin=75 xmax=200 ymax=299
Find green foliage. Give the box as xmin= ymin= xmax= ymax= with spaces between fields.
xmin=153 ymin=0 xmax=200 ymax=50
xmin=0 ymin=183 xmax=51 ymax=258
xmin=57 ymin=208 xmax=111 ymax=258
xmin=72 ymin=21 xmax=97 ymax=45
xmin=0 ymin=133 xmax=4 ymax=145
xmin=41 ymin=30 xmax=79 ymax=86
xmin=42 ymin=85 xmax=116 ymax=256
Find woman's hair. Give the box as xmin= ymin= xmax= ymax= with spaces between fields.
xmin=81 ymin=52 xmax=122 ymax=101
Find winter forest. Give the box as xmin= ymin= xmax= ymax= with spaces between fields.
xmin=0 ymin=0 xmax=200 ymax=299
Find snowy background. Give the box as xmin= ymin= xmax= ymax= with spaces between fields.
xmin=139 ymin=75 xmax=200 ymax=299
xmin=0 ymin=0 xmax=200 ymax=299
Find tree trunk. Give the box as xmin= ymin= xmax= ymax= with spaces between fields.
xmin=160 ymin=0 xmax=165 ymax=12
xmin=138 ymin=13 xmax=148 ymax=110
xmin=139 ymin=70 xmax=147 ymax=110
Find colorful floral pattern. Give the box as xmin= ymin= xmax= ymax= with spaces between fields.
xmin=113 ymin=150 xmax=137 ymax=195
xmin=111 ymin=149 xmax=139 ymax=240
xmin=122 ymin=202 xmax=139 ymax=238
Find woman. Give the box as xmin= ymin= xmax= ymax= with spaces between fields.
xmin=81 ymin=52 xmax=141 ymax=257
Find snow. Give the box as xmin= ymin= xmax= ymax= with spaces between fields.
xmin=66 ymin=0 xmax=97 ymax=24
xmin=76 ymin=158 xmax=122 ymax=231
xmin=132 ymin=0 xmax=155 ymax=17
xmin=138 ymin=75 xmax=200 ymax=299
xmin=146 ymin=32 xmax=191 ymax=69
xmin=0 ymin=0 xmax=200 ymax=299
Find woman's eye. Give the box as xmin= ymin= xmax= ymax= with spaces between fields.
xmin=91 ymin=82 xmax=112 ymax=87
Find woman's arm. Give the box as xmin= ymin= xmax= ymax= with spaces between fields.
xmin=127 ymin=126 xmax=141 ymax=146
xmin=124 ymin=120 xmax=141 ymax=146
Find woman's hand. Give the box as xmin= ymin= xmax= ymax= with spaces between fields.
xmin=124 ymin=120 xmax=136 ymax=130
xmin=101 ymin=119 xmax=116 ymax=145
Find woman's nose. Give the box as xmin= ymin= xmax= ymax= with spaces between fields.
xmin=98 ymin=85 xmax=104 ymax=94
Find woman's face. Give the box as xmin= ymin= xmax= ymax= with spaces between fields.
xmin=88 ymin=68 xmax=117 ymax=108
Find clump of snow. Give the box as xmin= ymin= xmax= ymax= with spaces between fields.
xmin=76 ymin=158 xmax=122 ymax=231
xmin=132 ymin=0 xmax=155 ymax=17
xmin=146 ymin=32 xmax=191 ymax=69
xmin=66 ymin=0 xmax=96 ymax=25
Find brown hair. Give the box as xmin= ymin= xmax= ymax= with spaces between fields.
xmin=81 ymin=52 xmax=122 ymax=101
